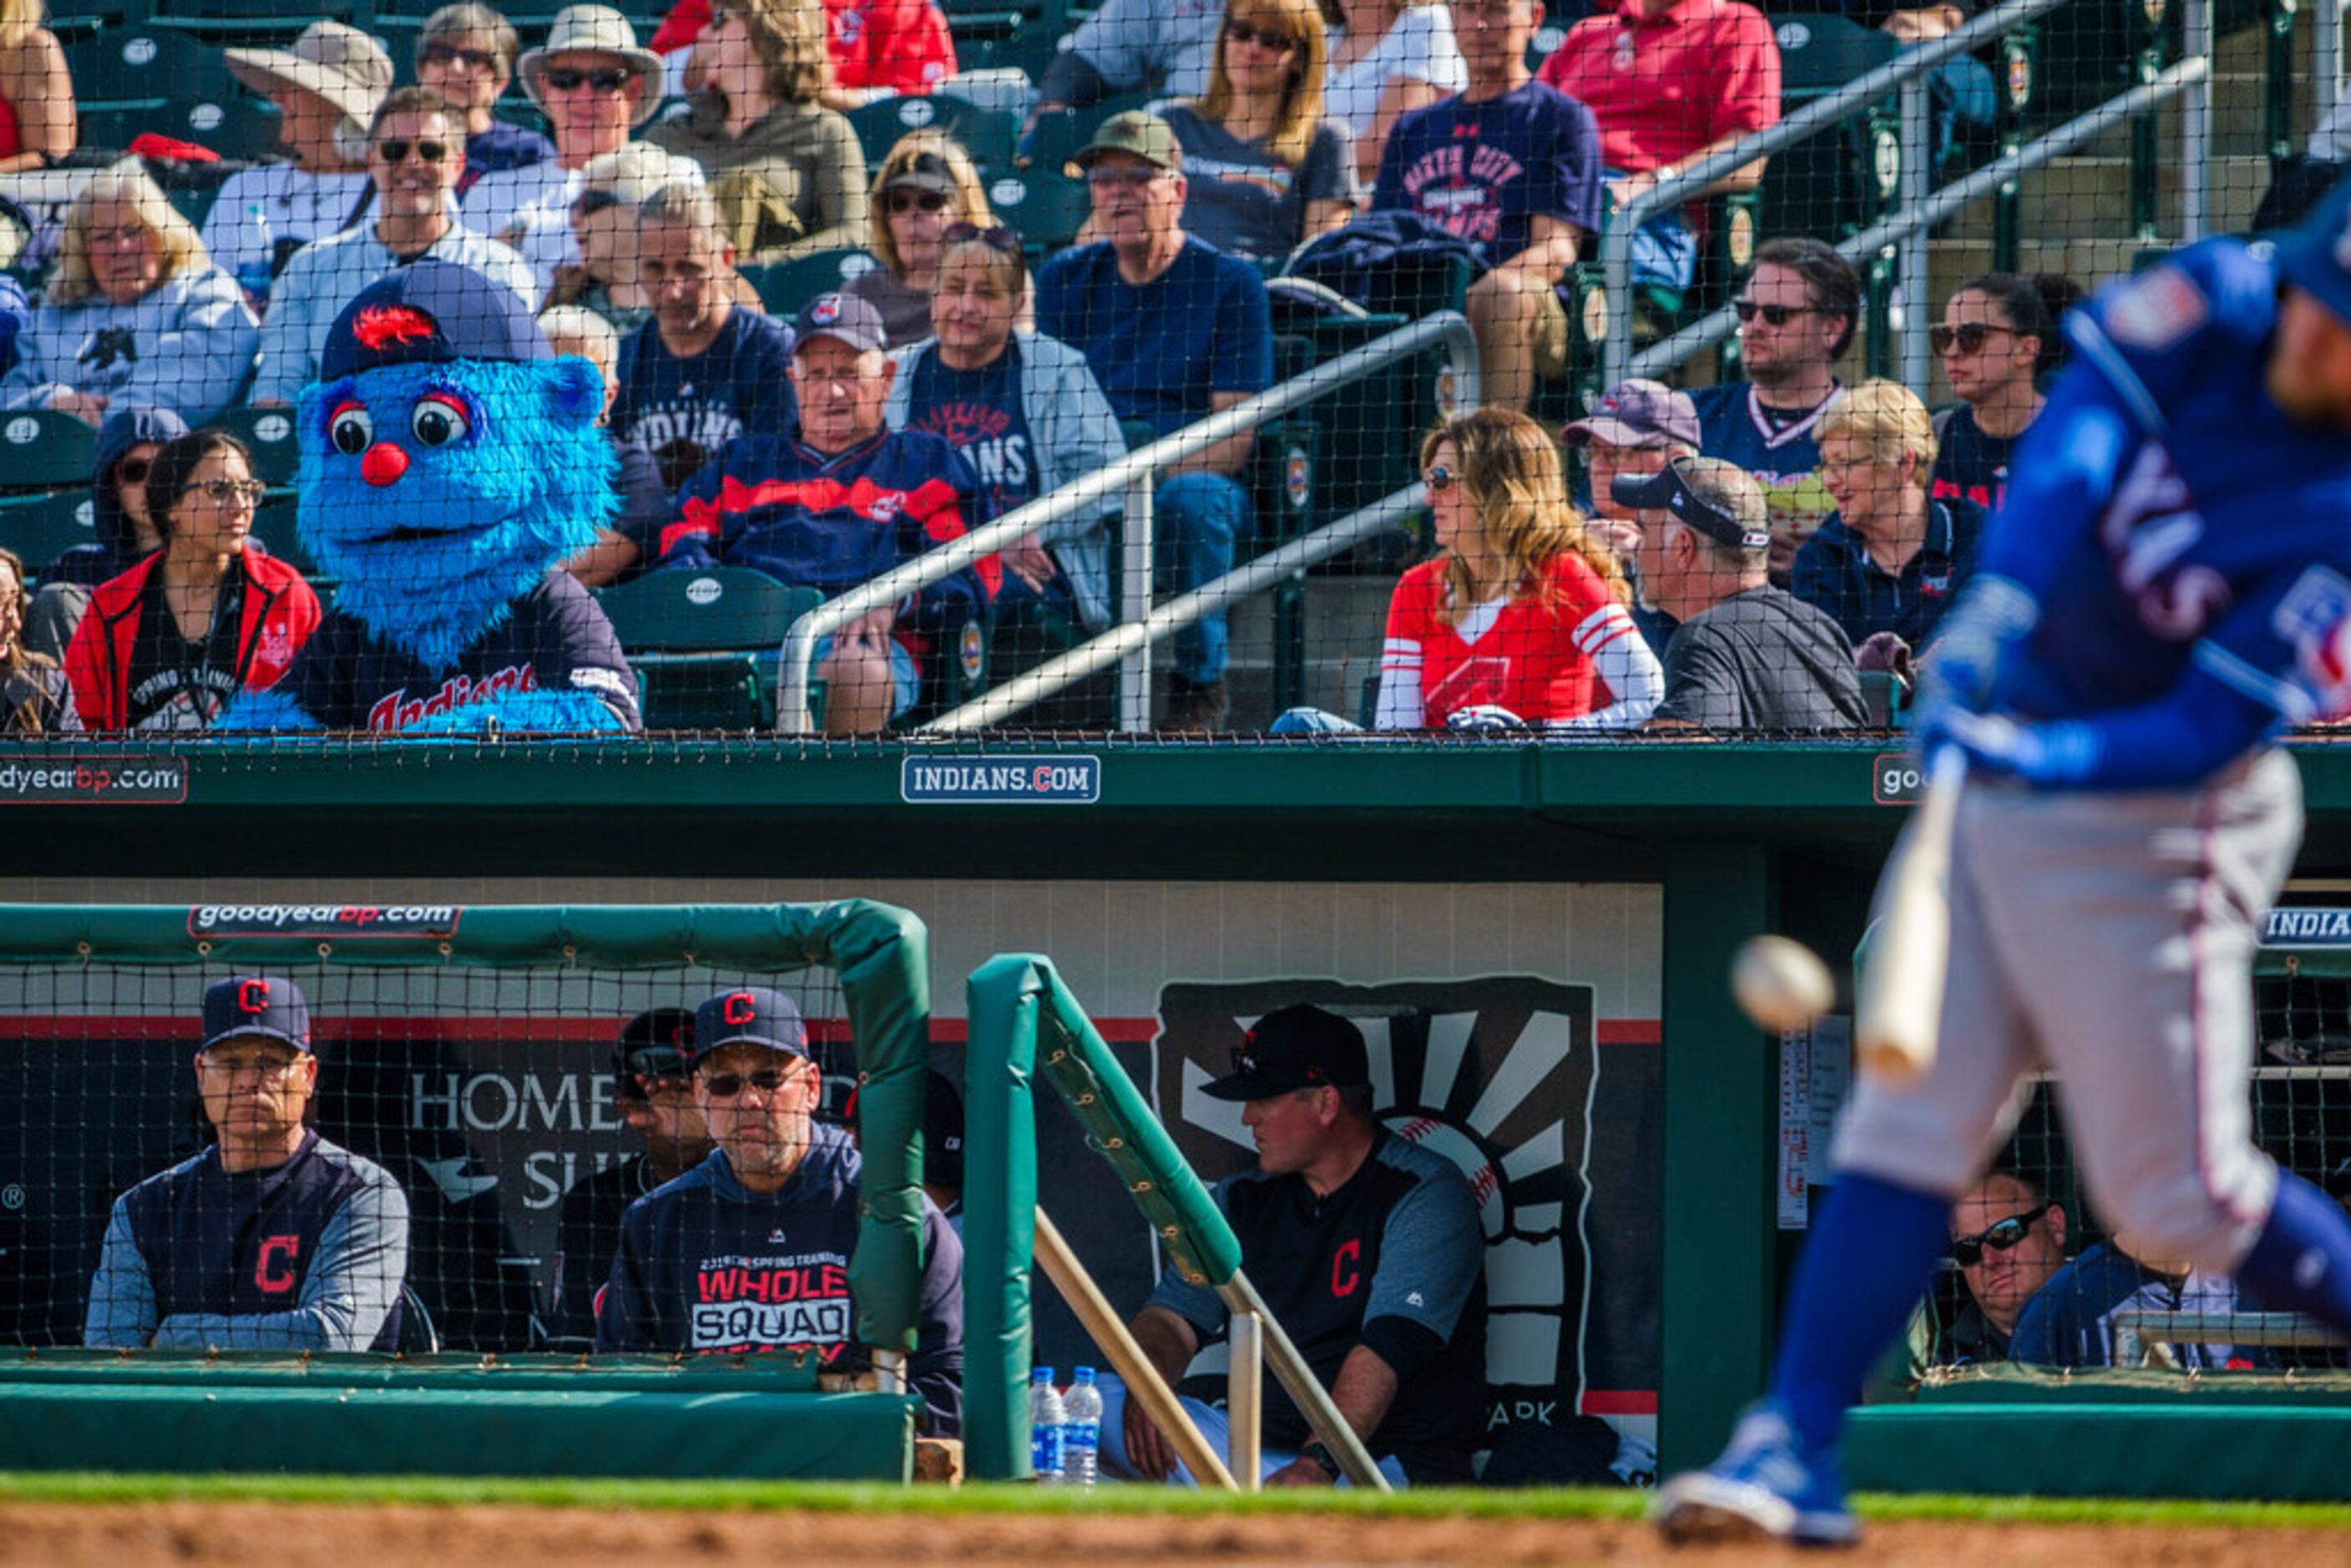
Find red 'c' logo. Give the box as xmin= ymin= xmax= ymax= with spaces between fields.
xmin=255 ymin=1235 xmax=301 ymax=1293
xmin=238 ymin=979 xmax=270 ymax=1014
xmin=723 ymin=993 xmax=756 ymax=1025
xmin=1331 ymin=1238 xmax=1362 ymax=1298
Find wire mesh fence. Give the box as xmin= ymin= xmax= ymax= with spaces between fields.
xmin=0 ymin=0 xmax=2331 ymax=739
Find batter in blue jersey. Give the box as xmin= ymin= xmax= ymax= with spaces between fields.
xmin=1659 ymin=188 xmax=2351 ymax=1547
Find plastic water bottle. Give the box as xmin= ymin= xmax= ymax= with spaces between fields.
xmin=235 ymin=203 xmax=274 ymax=304
xmin=1061 ymin=1365 xmax=1102 ymax=1488
xmin=1029 ymin=1366 xmax=1066 ymax=1483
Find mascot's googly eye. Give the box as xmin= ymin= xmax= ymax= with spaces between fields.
xmin=410 ymin=394 xmax=472 ymax=448
xmin=329 ymin=401 xmax=373 ymax=455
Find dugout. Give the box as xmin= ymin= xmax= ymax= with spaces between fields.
xmin=5 ymin=735 xmax=2351 ymax=1496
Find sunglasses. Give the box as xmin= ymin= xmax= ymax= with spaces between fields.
xmin=542 ymin=66 xmax=634 ymax=94
xmin=1225 ymin=18 xmax=1298 ymax=49
xmin=700 ymin=1066 xmax=801 ymax=1099
xmin=115 ymin=456 xmax=152 ymax=486
xmin=420 ymin=42 xmax=501 ymax=71
xmin=1930 ymin=322 xmax=2018 ymax=357
xmin=1733 ymin=301 xmax=1818 ymax=327
xmin=1423 ymin=463 xmax=1457 ymax=493
xmin=888 ymin=187 xmax=952 ymax=215
xmin=1086 ymin=164 xmax=1165 ymax=190
xmin=187 ymin=479 xmax=268 ymax=507
xmin=376 ymin=138 xmax=452 ymax=164
xmin=1950 ymin=1203 xmax=2051 ymax=1267
xmin=943 ymin=220 xmax=1021 ymax=253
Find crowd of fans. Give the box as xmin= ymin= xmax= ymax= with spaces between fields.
xmin=0 ymin=0 xmax=2173 ymax=739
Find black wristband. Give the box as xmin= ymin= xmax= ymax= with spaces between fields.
xmin=1297 ymin=1439 xmax=1342 ymax=1479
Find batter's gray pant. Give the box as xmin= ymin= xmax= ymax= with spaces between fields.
xmin=1833 ymin=748 xmax=2302 ymax=1274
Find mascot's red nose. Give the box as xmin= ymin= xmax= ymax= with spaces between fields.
xmin=361 ymin=442 xmax=410 ymax=488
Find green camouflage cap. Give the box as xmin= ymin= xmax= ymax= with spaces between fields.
xmin=1076 ymin=110 xmax=1182 ymax=171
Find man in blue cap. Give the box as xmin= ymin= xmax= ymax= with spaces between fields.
xmin=593 ymin=985 xmax=964 ymax=1435
xmin=84 ymin=975 xmax=412 ymax=1352
xmin=1657 ymin=185 xmax=2351 ymax=1545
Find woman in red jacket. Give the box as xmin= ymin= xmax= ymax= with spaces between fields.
xmin=64 ymin=430 xmax=321 ymax=732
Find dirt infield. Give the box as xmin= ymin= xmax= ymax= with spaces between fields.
xmin=0 ymin=1500 xmax=2318 ymax=1566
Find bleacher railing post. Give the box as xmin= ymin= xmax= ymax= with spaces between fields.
xmin=2182 ymin=0 xmax=2212 ymax=240
xmin=1898 ymin=74 xmax=1934 ymax=396
xmin=1120 ymin=473 xmax=1155 ymax=734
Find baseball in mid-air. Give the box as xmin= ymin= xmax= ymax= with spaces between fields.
xmin=1732 ymin=935 xmax=1836 ymax=1032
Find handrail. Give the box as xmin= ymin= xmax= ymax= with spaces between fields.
xmin=776 ymin=312 xmax=1481 ymax=734
xmin=1629 ymin=55 xmax=2210 ymax=382
xmin=924 ymin=486 xmax=1427 ymax=733
xmin=1600 ymin=0 xmax=2083 ymax=388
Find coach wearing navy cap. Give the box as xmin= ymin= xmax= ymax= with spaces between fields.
xmin=1100 ymin=1003 xmax=1488 ymax=1490
xmin=84 ymin=975 xmax=412 ymax=1352
xmin=594 ymin=984 xmax=965 ymax=1435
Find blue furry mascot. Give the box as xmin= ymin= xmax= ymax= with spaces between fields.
xmin=220 ymin=260 xmax=640 ymax=735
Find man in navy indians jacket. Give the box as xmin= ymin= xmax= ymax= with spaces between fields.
xmin=85 ymin=975 xmax=411 ymax=1352
xmin=593 ymin=985 xmax=964 ymax=1434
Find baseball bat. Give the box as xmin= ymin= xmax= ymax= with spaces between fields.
xmin=1855 ymin=746 xmax=1967 ymax=1085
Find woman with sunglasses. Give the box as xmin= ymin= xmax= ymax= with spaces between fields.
xmin=60 ymin=430 xmax=321 ymax=734
xmin=0 ymin=547 xmax=63 ymax=736
xmin=842 ymin=132 xmax=995 ymax=349
xmin=415 ymin=4 xmax=556 ymax=197
xmin=17 ymin=407 xmax=193 ymax=664
xmin=884 ymin=223 xmax=1125 ymax=674
xmin=647 ymin=0 xmax=870 ymax=261
xmin=1928 ymin=273 xmax=2062 ymax=513
xmin=1 ymin=166 xmax=258 ymax=429
xmin=1159 ymin=0 xmax=1354 ymax=262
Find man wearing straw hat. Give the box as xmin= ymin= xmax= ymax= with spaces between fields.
xmin=200 ymin=23 xmax=395 ymax=296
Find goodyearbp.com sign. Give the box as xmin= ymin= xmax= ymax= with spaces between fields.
xmin=0 ymin=756 xmax=186 ymax=804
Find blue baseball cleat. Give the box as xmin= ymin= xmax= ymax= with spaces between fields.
xmin=1651 ymin=1401 xmax=1858 ymax=1547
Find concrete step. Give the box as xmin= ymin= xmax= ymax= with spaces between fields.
xmin=1931 ymin=150 xmax=2270 ymax=241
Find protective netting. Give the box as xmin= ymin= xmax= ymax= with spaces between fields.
xmin=0 ymin=956 xmax=862 ymax=1354
xmin=0 ymin=0 xmax=2323 ymax=738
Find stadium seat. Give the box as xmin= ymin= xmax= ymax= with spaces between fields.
xmin=740 ymin=248 xmax=883 ymax=318
xmin=1761 ymin=13 xmax=1903 ymax=242
xmin=847 ymin=94 xmax=1018 ymax=176
xmin=0 ymin=488 xmax=99 ymax=579
xmin=595 ymin=566 xmax=823 ymax=730
xmin=63 ymin=28 xmax=230 ymax=113
xmin=149 ymin=0 xmax=336 ymax=47
xmin=246 ymin=489 xmax=322 ymax=580
xmin=215 ymin=406 xmax=304 ymax=488
xmin=986 ymin=167 xmax=1090 ymax=253
xmin=0 ymin=410 xmax=98 ymax=491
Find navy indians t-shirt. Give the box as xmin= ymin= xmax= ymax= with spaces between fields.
xmin=1370 ymin=80 xmax=1605 ymax=266
xmin=1930 ymin=401 xmax=2026 ymax=514
xmin=901 ymin=345 xmax=1037 ymax=519
xmin=275 ymin=574 xmax=642 ymax=732
xmin=612 ymin=308 xmax=799 ymax=492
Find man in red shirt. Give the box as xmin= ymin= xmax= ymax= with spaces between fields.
xmin=1538 ymin=0 xmax=1779 ymax=296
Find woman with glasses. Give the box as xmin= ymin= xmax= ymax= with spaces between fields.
xmin=61 ymin=430 xmax=321 ymax=734
xmin=1792 ymin=378 xmax=1982 ymax=652
xmin=1327 ymin=0 xmax=1462 ymax=190
xmin=415 ymin=3 xmax=556 ymax=196
xmin=884 ymin=223 xmax=1125 ymax=679
xmin=1929 ymin=272 xmax=2063 ymax=513
xmin=647 ymin=0 xmax=869 ymax=260
xmin=842 ymin=132 xmax=995 ymax=348
xmin=1 ymin=167 xmax=258 ymax=427
xmin=1160 ymin=0 xmax=1353 ymax=262
xmin=0 ymin=547 xmax=63 ymax=735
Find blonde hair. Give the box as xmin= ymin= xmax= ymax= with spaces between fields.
xmin=1194 ymin=0 xmax=1330 ymax=169
xmin=867 ymin=130 xmax=993 ymax=276
xmin=1819 ymin=378 xmax=1937 ymax=473
xmin=1419 ymin=407 xmax=1630 ymax=624
xmin=47 ymin=164 xmax=211 ymax=307
xmin=538 ymin=304 xmax=619 ymax=370
xmin=0 ymin=0 xmax=43 ymax=52
xmin=736 ymin=0 xmax=832 ymax=106
xmin=582 ymin=144 xmax=700 ymax=205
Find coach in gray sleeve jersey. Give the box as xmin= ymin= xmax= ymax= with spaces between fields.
xmin=84 ymin=975 xmax=411 ymax=1353
xmin=1098 ymin=1005 xmax=1488 ymax=1488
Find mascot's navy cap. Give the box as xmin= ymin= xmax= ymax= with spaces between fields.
xmin=2274 ymin=180 xmax=2351 ymax=329
xmin=321 ymin=258 xmax=552 ymax=382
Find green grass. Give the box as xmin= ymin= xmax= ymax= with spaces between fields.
xmin=3 ymin=1473 xmax=2351 ymax=1530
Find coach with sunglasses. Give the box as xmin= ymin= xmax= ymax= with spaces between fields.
xmin=1933 ymin=1169 xmax=2067 ymax=1366
xmin=594 ymin=986 xmax=964 ymax=1434
xmin=251 ymin=87 xmax=538 ymax=406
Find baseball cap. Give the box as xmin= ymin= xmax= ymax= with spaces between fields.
xmin=885 ymin=150 xmax=960 ymax=198
xmin=1075 ymin=110 xmax=1181 ymax=172
xmin=613 ymin=1005 xmax=695 ymax=1102
xmin=1563 ymin=379 xmax=1701 ymax=450
xmin=1614 ymin=458 xmax=1771 ymax=551
xmin=688 ymin=986 xmax=809 ymax=1067
xmin=791 ymin=291 xmax=887 ymax=357
xmin=322 ymin=259 xmax=552 ymax=382
xmin=2273 ymin=180 xmax=2351 ymax=329
xmin=200 ymin=974 xmax=312 ymax=1055
xmin=1199 ymin=1004 xmax=1369 ymax=1102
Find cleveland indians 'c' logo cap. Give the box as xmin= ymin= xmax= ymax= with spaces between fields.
xmin=200 ymin=974 xmax=314 ymax=1055
xmin=689 ymin=985 xmax=810 ymax=1067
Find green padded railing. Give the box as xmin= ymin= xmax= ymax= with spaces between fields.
xmin=0 ymin=900 xmax=935 ymax=1363
xmin=963 ymin=953 xmax=1244 ymax=1482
